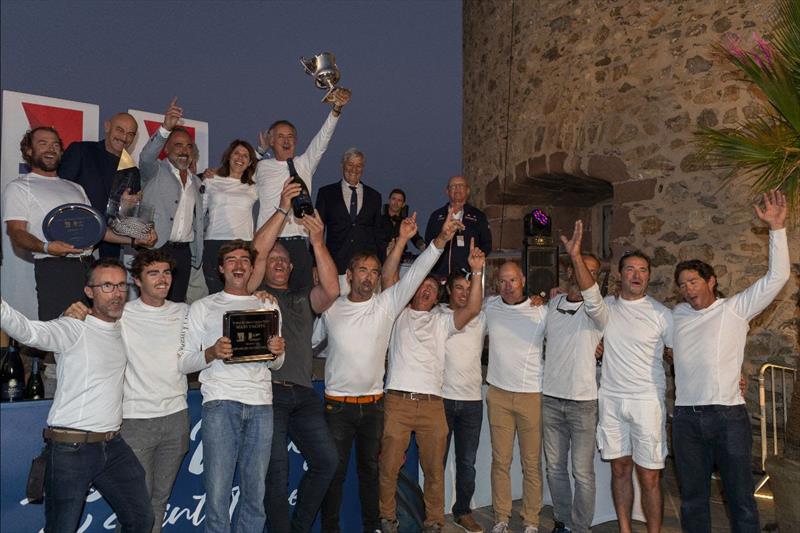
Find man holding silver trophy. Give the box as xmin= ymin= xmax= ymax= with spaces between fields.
xmin=253 ymin=52 xmax=351 ymax=292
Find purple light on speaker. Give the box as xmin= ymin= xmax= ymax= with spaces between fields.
xmin=532 ymin=209 xmax=549 ymax=226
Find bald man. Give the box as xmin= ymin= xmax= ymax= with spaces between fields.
xmin=484 ymin=261 xmax=547 ymax=533
xmin=61 ymin=112 xmax=139 ymax=258
xmin=425 ymin=175 xmax=492 ymax=279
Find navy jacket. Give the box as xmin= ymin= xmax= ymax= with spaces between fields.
xmin=424 ymin=203 xmax=492 ymax=278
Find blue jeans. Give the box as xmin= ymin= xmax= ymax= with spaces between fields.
xmin=321 ymin=399 xmax=384 ymax=533
xmin=265 ymin=384 xmax=338 ymax=533
xmin=44 ymin=434 xmax=153 ymax=533
xmin=541 ymin=396 xmax=597 ymax=533
xmin=673 ymin=404 xmax=759 ymax=533
xmin=443 ymin=398 xmax=483 ymax=517
xmin=202 ymin=400 xmax=273 ymax=533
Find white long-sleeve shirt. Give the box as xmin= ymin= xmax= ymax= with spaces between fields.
xmin=586 ymin=293 xmax=673 ymax=400
xmin=386 ymin=307 xmax=456 ymax=395
xmin=438 ymin=306 xmax=486 ymax=401
xmin=484 ymin=295 xmax=547 ymax=393
xmin=1 ymin=300 xmax=126 ymax=432
xmin=542 ymin=286 xmax=605 ymax=401
xmin=121 ymin=299 xmax=188 ymax=418
xmin=673 ymin=228 xmax=790 ymax=406
xmin=202 ymin=176 xmax=259 ymax=240
xmin=321 ymin=243 xmax=444 ymax=396
xmin=254 ymin=112 xmax=339 ymax=236
xmin=178 ymin=291 xmax=283 ymax=405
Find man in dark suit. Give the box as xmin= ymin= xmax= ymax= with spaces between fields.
xmin=60 ymin=112 xmax=139 ymax=258
xmin=315 ymin=148 xmax=385 ymax=275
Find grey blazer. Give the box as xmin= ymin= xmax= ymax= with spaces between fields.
xmin=139 ymin=131 xmax=204 ymax=267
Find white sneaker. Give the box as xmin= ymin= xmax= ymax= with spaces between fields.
xmin=491 ymin=522 xmax=509 ymax=533
xmin=522 ymin=526 xmax=539 ymax=533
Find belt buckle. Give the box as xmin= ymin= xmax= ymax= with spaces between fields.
xmin=408 ymin=392 xmax=418 ymax=401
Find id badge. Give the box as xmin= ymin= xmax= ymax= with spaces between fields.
xmin=456 ymin=235 xmax=465 ymax=247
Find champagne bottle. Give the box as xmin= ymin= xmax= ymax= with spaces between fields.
xmin=24 ymin=357 xmax=45 ymax=400
xmin=287 ymin=158 xmax=314 ymax=218
xmin=0 ymin=340 xmax=25 ymax=402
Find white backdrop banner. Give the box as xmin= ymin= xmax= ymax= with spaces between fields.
xmin=1 ymin=91 xmax=99 ymax=319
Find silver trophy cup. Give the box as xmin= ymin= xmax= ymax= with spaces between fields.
xmin=300 ymin=52 xmax=341 ymax=102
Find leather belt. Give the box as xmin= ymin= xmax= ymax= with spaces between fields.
xmin=324 ymin=393 xmax=384 ymax=404
xmin=165 ymin=241 xmax=190 ymax=248
xmin=43 ymin=427 xmax=119 ymax=444
xmin=273 ymin=380 xmax=296 ymax=387
xmin=387 ymin=390 xmax=442 ymax=401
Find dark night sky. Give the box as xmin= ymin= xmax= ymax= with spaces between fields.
xmin=0 ymin=0 xmax=463 ymax=224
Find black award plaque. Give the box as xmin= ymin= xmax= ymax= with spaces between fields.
xmin=222 ymin=309 xmax=280 ymax=364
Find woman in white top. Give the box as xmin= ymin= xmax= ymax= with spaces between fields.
xmin=202 ymin=140 xmax=259 ymax=293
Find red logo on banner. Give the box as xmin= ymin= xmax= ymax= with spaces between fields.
xmin=21 ymin=102 xmax=84 ymax=150
xmin=143 ymin=120 xmax=196 ymax=160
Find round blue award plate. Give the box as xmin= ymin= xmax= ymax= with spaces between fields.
xmin=41 ymin=203 xmax=106 ymax=249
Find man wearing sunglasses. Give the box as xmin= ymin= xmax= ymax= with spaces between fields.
xmin=540 ymin=240 xmax=605 ymax=533
xmin=0 ymin=258 xmax=154 ymax=532
xmin=562 ymin=221 xmax=673 ymax=533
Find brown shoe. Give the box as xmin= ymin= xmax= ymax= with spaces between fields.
xmin=455 ymin=513 xmax=484 ymax=533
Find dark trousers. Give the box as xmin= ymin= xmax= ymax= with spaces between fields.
xmin=158 ymin=242 xmax=191 ymax=303
xmin=44 ymin=435 xmax=153 ymax=533
xmin=279 ymin=237 xmax=313 ymax=291
xmin=265 ymin=384 xmax=338 ymax=533
xmin=202 ymin=240 xmax=228 ymax=295
xmin=321 ymin=399 xmax=384 ymax=533
xmin=34 ymin=257 xmax=90 ymax=320
xmin=443 ymin=399 xmax=483 ymax=517
xmin=673 ymin=404 xmax=760 ymax=533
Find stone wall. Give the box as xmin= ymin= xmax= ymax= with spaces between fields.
xmin=463 ymin=0 xmax=799 ymax=407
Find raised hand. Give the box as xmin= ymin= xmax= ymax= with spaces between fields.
xmin=300 ymin=210 xmax=325 ymax=247
xmin=327 ymin=88 xmax=352 ymax=108
xmin=467 ymin=237 xmax=485 ymax=272
xmin=162 ymin=97 xmax=183 ymax=131
xmin=439 ymin=208 xmax=465 ymax=243
xmin=279 ymin=178 xmax=302 ymax=212
xmin=399 ymin=212 xmax=418 ymax=241
xmin=754 ymin=190 xmax=787 ymax=230
xmin=560 ymin=220 xmax=583 ymax=258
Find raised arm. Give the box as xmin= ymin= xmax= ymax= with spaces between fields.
xmin=303 ymin=88 xmax=351 ymax=176
xmin=561 ymin=219 xmax=608 ymax=328
xmin=732 ymin=190 xmax=791 ymax=320
xmin=303 ymin=211 xmax=340 ymax=313
xmin=1 ymin=299 xmax=82 ymax=353
xmin=452 ymin=239 xmax=485 ymax=330
xmin=248 ymin=179 xmax=300 ymax=292
xmin=139 ymin=97 xmax=182 ymax=183
xmin=382 ymin=212 xmax=419 ymax=289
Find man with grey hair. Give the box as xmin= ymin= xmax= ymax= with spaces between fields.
xmin=315 ymin=147 xmax=386 ymax=274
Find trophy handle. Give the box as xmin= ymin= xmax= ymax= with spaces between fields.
xmin=299 ymin=57 xmax=316 ymax=76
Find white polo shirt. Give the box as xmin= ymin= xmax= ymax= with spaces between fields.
xmin=484 ymin=295 xmax=547 ymax=393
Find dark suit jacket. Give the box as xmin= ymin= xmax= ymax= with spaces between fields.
xmin=316 ymin=181 xmax=385 ymax=274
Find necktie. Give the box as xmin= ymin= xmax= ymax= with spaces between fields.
xmin=349 ymin=186 xmax=358 ymax=220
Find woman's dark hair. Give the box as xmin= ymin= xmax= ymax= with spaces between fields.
xmin=218 ymin=140 xmax=257 ymax=185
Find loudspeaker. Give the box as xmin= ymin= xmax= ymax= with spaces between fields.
xmin=523 ymin=242 xmax=558 ymax=296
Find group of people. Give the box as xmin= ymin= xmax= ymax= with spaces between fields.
xmin=0 ymin=83 xmax=791 ymax=533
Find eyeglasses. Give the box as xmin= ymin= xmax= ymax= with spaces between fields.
xmin=88 ymin=282 xmax=128 ymax=293
xmin=555 ymin=301 xmax=583 ymax=315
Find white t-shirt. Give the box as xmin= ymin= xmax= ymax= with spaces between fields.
xmin=1 ymin=299 xmax=126 ymax=432
xmin=588 ymin=294 xmax=673 ymax=399
xmin=484 ymin=295 xmax=547 ymax=393
xmin=438 ymin=305 xmax=486 ymax=401
xmin=673 ymin=228 xmax=790 ymax=406
xmin=178 ymin=291 xmax=283 ymax=405
xmin=254 ymin=112 xmax=339 ymax=236
xmin=322 ymin=243 xmax=444 ymax=396
xmin=386 ymin=307 xmax=456 ymax=395
xmin=2 ymin=172 xmax=92 ymax=258
xmin=203 ymin=176 xmax=258 ymax=240
xmin=542 ymin=286 xmax=605 ymax=401
xmin=121 ymin=298 xmax=189 ymax=418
